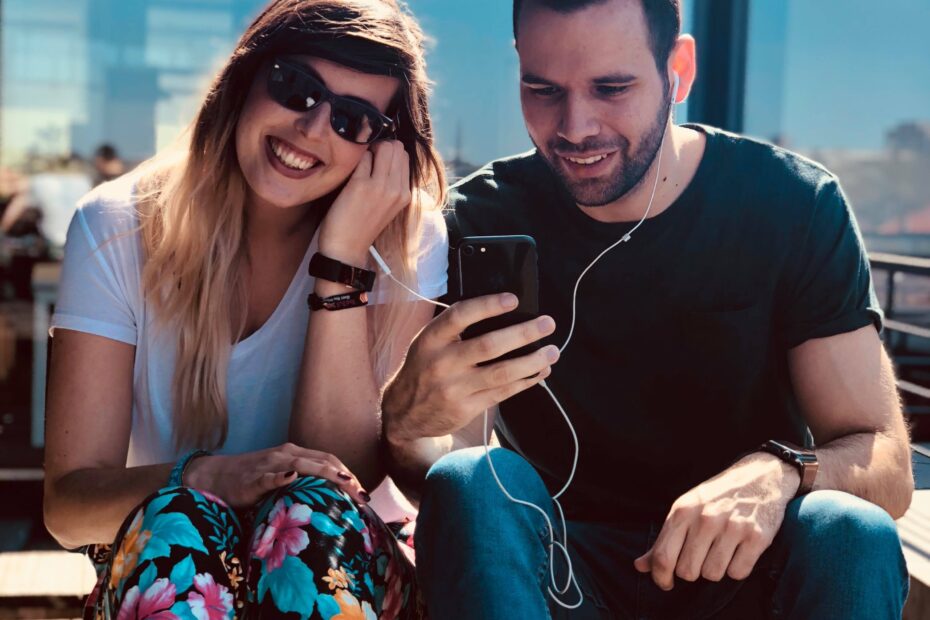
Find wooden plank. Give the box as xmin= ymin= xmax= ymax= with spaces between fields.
xmin=901 ymin=491 xmax=930 ymax=581
xmin=0 ymin=552 xmax=95 ymax=597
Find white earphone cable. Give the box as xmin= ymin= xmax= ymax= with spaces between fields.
xmin=369 ymin=81 xmax=677 ymax=608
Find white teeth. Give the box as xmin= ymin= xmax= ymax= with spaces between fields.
xmin=565 ymin=154 xmax=608 ymax=165
xmin=270 ymin=138 xmax=317 ymax=171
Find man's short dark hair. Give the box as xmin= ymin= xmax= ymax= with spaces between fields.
xmin=513 ymin=0 xmax=681 ymax=72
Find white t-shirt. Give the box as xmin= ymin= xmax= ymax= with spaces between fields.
xmin=50 ymin=172 xmax=448 ymax=521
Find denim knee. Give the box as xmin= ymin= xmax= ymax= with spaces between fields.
xmin=781 ymin=490 xmax=902 ymax=558
xmin=777 ymin=489 xmax=907 ymax=591
xmin=422 ymin=447 xmax=551 ymax=524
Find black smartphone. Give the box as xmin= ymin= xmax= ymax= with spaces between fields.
xmin=454 ymin=235 xmax=540 ymax=364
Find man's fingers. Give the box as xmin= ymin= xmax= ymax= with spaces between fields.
xmin=645 ymin=517 xmax=690 ymax=591
xmin=700 ymin=532 xmax=741 ymax=582
xmin=725 ymin=534 xmax=769 ymax=581
xmin=430 ymin=294 xmax=520 ymax=343
xmin=674 ymin=524 xmax=719 ymax=583
xmin=469 ymin=345 xmax=559 ymax=392
xmin=469 ymin=365 xmax=552 ymax=412
xmin=459 ymin=316 xmax=557 ymax=366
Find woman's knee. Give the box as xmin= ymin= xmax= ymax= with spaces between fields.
xmin=109 ymin=486 xmax=241 ymax=594
xmin=251 ymin=475 xmax=370 ymax=567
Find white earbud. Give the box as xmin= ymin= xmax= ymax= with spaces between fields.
xmin=671 ymin=71 xmax=681 ymax=105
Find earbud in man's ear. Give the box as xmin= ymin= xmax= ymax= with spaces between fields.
xmin=671 ymin=71 xmax=681 ymax=105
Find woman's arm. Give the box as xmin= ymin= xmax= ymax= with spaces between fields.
xmin=290 ymin=297 xmax=437 ymax=493
xmin=43 ymin=329 xmax=170 ymax=549
xmin=289 ymin=140 xmax=432 ymax=492
xmin=45 ymin=329 xmax=373 ymax=549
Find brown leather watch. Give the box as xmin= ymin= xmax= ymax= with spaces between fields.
xmin=759 ymin=440 xmax=818 ymax=497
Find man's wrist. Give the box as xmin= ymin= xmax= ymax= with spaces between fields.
xmin=752 ymin=451 xmax=802 ymax=498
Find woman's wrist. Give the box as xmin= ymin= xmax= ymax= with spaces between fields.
xmin=313 ymin=279 xmax=358 ymax=297
xmin=317 ymin=230 xmax=372 ymax=267
xmin=182 ymin=454 xmax=213 ymax=490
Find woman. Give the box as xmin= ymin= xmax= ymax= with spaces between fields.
xmin=42 ymin=1 xmax=447 ymax=617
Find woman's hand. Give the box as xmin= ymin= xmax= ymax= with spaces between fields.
xmin=318 ymin=140 xmax=411 ymax=264
xmin=184 ymin=443 xmax=370 ymax=508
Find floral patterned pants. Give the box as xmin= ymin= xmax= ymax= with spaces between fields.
xmin=88 ymin=476 xmax=422 ymax=619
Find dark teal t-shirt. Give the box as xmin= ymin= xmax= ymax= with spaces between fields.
xmin=445 ymin=124 xmax=882 ymax=524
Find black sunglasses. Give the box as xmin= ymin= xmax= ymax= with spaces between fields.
xmin=267 ymin=58 xmax=396 ymax=145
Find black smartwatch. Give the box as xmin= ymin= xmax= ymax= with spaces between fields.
xmin=759 ymin=439 xmax=818 ymax=497
xmin=308 ymin=253 xmax=376 ymax=292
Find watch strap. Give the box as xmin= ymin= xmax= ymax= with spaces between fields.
xmin=759 ymin=440 xmax=818 ymax=497
xmin=309 ymin=253 xmax=376 ymax=292
xmin=308 ymin=290 xmax=370 ymax=311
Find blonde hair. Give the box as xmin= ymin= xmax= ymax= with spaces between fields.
xmin=135 ymin=0 xmax=446 ymax=451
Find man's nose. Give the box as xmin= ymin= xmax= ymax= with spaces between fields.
xmin=557 ymin=95 xmax=600 ymax=145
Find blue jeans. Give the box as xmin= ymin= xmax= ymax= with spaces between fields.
xmin=415 ymin=447 xmax=909 ymax=619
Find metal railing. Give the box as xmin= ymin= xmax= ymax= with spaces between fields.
xmin=870 ymin=252 xmax=930 ymax=414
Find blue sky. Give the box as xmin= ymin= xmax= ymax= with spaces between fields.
xmin=406 ymin=0 xmax=529 ymax=165
xmin=746 ymin=0 xmax=930 ymax=150
xmin=407 ymin=0 xmax=930 ymax=161
xmin=4 ymin=0 xmax=927 ymax=166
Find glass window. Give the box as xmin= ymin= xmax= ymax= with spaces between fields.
xmin=744 ymin=0 xmax=930 ymax=239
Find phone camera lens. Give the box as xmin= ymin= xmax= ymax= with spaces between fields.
xmin=462 ymin=245 xmax=475 ymax=256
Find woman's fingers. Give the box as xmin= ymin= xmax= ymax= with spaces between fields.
xmin=351 ymin=150 xmax=373 ymax=180
xmin=253 ymin=470 xmax=297 ymax=498
xmin=285 ymin=456 xmax=370 ymax=504
xmin=369 ymin=140 xmax=395 ymax=181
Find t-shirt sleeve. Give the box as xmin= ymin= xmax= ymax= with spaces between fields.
xmin=367 ymin=206 xmax=449 ymax=305
xmin=778 ymin=177 xmax=882 ymax=348
xmin=413 ymin=206 xmax=449 ymax=299
xmin=50 ymin=202 xmax=139 ymax=345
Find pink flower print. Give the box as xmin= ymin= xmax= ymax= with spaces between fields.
xmin=359 ymin=513 xmax=381 ymax=556
xmin=251 ymin=499 xmax=312 ymax=572
xmin=360 ymin=525 xmax=374 ymax=556
xmin=116 ymin=578 xmax=178 ymax=620
xmin=186 ymin=573 xmax=234 ymax=620
xmin=196 ymin=490 xmax=230 ymax=509
xmin=379 ymin=557 xmax=404 ymax=619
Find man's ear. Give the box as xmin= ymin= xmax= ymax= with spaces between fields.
xmin=669 ymin=34 xmax=697 ymax=104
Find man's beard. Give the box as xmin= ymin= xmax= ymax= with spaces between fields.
xmin=537 ymin=100 xmax=671 ymax=207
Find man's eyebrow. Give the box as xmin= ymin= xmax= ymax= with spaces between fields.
xmin=521 ymin=73 xmax=556 ymax=85
xmin=521 ymin=72 xmax=638 ymax=85
xmin=592 ymin=73 xmax=637 ymax=84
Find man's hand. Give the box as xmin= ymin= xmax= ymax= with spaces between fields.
xmin=634 ymin=452 xmax=801 ymax=590
xmin=382 ymin=292 xmax=560 ymax=444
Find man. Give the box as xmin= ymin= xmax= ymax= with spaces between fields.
xmin=382 ymin=0 xmax=914 ymax=617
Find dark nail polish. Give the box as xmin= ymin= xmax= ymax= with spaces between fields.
xmin=360 ymin=490 xmax=372 ymax=502
xmin=338 ymin=471 xmax=352 ymax=481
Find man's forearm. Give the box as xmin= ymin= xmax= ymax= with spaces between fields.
xmin=812 ymin=429 xmax=913 ymax=518
xmin=383 ymin=434 xmax=456 ymax=505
